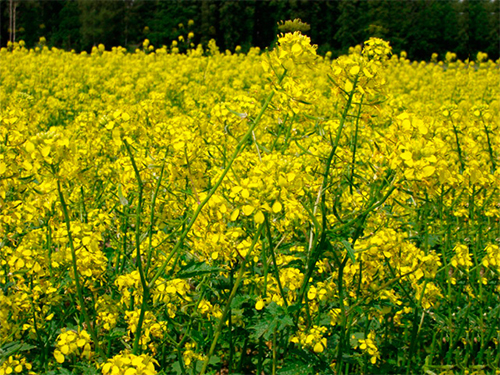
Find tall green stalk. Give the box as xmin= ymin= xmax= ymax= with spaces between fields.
xmin=56 ymin=179 xmax=104 ymax=357
xmin=297 ymin=75 xmax=360 ymax=309
xmin=199 ymin=224 xmax=264 ymax=375
xmin=123 ymin=140 xmax=150 ymax=355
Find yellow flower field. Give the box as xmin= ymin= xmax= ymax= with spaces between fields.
xmin=0 ymin=34 xmax=499 ymax=374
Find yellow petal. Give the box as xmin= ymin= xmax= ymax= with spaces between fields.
xmin=241 ymin=189 xmax=250 ymax=199
xmin=272 ymin=201 xmax=282 ymax=213
xmin=401 ymin=151 xmax=413 ymax=160
xmin=313 ymin=342 xmax=324 ymax=353
xmin=254 ymin=210 xmax=265 ymax=224
xmin=422 ymin=165 xmax=435 ymax=177
xmin=25 ymin=140 xmax=35 ymax=153
xmin=255 ymin=300 xmax=265 ymax=311
xmin=291 ymin=43 xmax=302 ymax=54
xmin=401 ymin=119 xmax=411 ymax=130
xmin=415 ymin=119 xmax=428 ymax=135
xmin=242 ymin=205 xmax=254 ymax=216
xmin=230 ymin=209 xmax=240 ymax=221
xmin=41 ymin=146 xmax=51 ymax=157
xmin=363 ymin=67 xmax=373 ymax=78
xmin=23 ymin=160 xmax=33 ymax=171
xmin=345 ymin=80 xmax=354 ymax=93
xmin=349 ymin=65 xmax=360 ymax=75
xmin=261 ymin=60 xmax=270 ymax=72
xmin=54 ymin=350 xmax=65 ymax=364
xmin=102 ymin=362 xmax=112 ymax=374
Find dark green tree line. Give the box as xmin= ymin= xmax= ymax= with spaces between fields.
xmin=0 ymin=0 xmax=498 ymax=60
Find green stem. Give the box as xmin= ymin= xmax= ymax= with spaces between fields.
xmin=335 ymin=256 xmax=349 ymax=374
xmin=123 ymin=140 xmax=150 ymax=355
xmin=297 ymin=76 xmax=359 ymax=311
xmin=265 ymin=214 xmax=288 ymax=307
xmin=451 ymin=120 xmax=465 ymax=173
xmin=406 ymin=280 xmax=428 ymax=375
xmin=482 ymin=122 xmax=496 ymax=173
xmin=146 ymin=149 xmax=168 ymax=275
xmin=118 ymin=206 xmax=129 ymax=274
xmin=56 ymin=179 xmax=104 ymax=357
xmin=199 ymin=224 xmax=264 ymax=375
xmin=272 ymin=325 xmax=277 ymax=375
xmin=349 ymin=95 xmax=364 ymax=195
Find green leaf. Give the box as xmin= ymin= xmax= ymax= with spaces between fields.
xmin=176 ymin=261 xmax=223 ymax=279
xmin=0 ymin=342 xmax=36 ymax=359
xmin=230 ymin=294 xmax=252 ymax=309
xmin=225 ymin=105 xmax=248 ymax=119
xmin=250 ymin=302 xmax=293 ymax=341
xmin=117 ymin=183 xmax=128 ymax=206
xmin=171 ymin=361 xmax=183 ymax=375
xmin=73 ymin=362 xmax=101 ymax=375
xmin=340 ymin=239 xmax=356 ymax=263
xmin=250 ymin=318 xmax=276 ymax=341
xmin=45 ymin=370 xmax=73 ymax=375
xmin=349 ymin=332 xmax=365 ymax=347
xmin=278 ymin=361 xmax=314 ymax=375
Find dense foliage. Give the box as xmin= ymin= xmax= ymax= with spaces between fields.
xmin=0 ymin=33 xmax=499 ymax=374
xmin=1 ymin=0 xmax=499 ymax=60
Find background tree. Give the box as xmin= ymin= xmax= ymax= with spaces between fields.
xmin=77 ymin=0 xmax=125 ymax=50
xmin=1 ymin=0 xmax=498 ymax=61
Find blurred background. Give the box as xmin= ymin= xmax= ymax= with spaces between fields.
xmin=1 ymin=0 xmax=499 ymax=60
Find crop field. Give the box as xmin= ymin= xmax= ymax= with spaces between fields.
xmin=0 ymin=33 xmax=499 ymax=375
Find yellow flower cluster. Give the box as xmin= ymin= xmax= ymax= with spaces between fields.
xmin=355 ymin=332 xmax=380 ymax=364
xmin=0 ymin=355 xmax=34 ymax=375
xmin=53 ymin=329 xmax=92 ymax=363
xmin=124 ymin=310 xmax=167 ymax=350
xmin=101 ymin=352 xmax=158 ymax=375
xmin=182 ymin=342 xmax=205 ymax=367
xmin=291 ymin=325 xmax=328 ymax=353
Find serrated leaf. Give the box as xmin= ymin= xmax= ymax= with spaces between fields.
xmin=45 ymin=370 xmax=73 ymax=375
xmin=176 ymin=262 xmax=223 ymax=279
xmin=278 ymin=361 xmax=314 ymax=375
xmin=0 ymin=342 xmax=36 ymax=359
xmin=250 ymin=318 xmax=276 ymax=341
xmin=230 ymin=294 xmax=252 ymax=309
xmin=250 ymin=302 xmax=293 ymax=341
